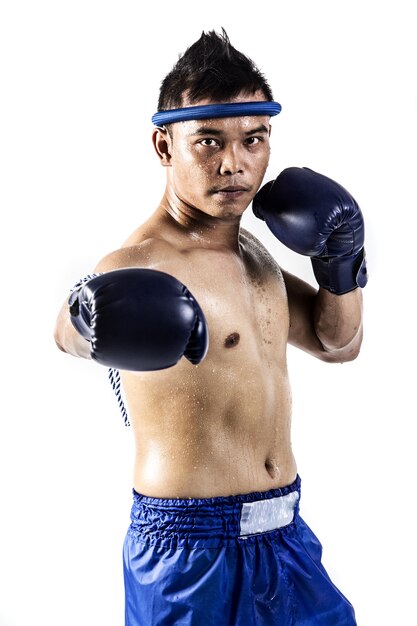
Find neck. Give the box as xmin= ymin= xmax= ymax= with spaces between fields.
xmin=155 ymin=188 xmax=243 ymax=252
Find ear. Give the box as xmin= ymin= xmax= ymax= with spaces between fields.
xmin=152 ymin=127 xmax=173 ymax=166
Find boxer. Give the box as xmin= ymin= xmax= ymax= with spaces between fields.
xmin=54 ymin=28 xmax=366 ymax=625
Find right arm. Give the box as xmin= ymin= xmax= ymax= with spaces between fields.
xmin=53 ymin=244 xmax=209 ymax=371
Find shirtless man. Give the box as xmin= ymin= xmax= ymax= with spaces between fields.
xmin=54 ymin=30 xmax=366 ymax=626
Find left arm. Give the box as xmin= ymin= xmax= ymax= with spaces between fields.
xmin=252 ymin=166 xmax=368 ymax=363
xmin=283 ymin=269 xmax=363 ymax=363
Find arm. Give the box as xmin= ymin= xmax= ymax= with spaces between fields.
xmin=53 ymin=243 xmax=209 ymax=371
xmin=283 ymin=270 xmax=363 ymax=363
xmin=253 ymin=166 xmax=367 ymax=363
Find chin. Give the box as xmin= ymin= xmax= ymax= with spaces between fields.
xmin=213 ymin=199 xmax=250 ymax=216
xmin=212 ymin=207 xmax=246 ymax=220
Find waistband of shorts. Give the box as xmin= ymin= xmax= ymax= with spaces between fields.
xmin=127 ymin=475 xmax=301 ymax=547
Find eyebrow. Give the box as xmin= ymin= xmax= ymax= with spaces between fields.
xmin=188 ymin=123 xmax=270 ymax=137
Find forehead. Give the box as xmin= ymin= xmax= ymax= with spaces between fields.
xmin=173 ymin=115 xmax=272 ymax=137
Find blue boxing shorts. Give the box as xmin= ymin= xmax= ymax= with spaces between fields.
xmin=123 ymin=475 xmax=356 ymax=625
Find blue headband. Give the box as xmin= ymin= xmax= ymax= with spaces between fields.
xmin=151 ymin=101 xmax=282 ymax=127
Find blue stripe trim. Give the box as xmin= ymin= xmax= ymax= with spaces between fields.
xmin=152 ymin=101 xmax=282 ymax=126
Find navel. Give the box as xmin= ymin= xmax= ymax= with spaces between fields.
xmin=265 ymin=458 xmax=280 ymax=479
xmin=224 ymin=332 xmax=240 ymax=348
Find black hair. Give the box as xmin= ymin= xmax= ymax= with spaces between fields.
xmin=157 ymin=28 xmax=274 ymax=111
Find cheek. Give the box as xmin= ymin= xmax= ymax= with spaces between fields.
xmin=178 ymin=150 xmax=217 ymax=179
xmin=255 ymin=147 xmax=271 ymax=174
xmin=172 ymin=154 xmax=214 ymax=194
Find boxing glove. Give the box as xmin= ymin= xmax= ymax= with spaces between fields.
xmin=68 ymin=268 xmax=209 ymax=371
xmin=252 ymin=167 xmax=368 ymax=294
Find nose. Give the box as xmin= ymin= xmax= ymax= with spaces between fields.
xmin=219 ymin=144 xmax=244 ymax=176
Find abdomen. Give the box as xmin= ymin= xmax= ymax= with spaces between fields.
xmin=121 ymin=347 xmax=295 ymax=498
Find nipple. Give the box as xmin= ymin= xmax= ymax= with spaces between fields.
xmin=224 ymin=332 xmax=240 ymax=348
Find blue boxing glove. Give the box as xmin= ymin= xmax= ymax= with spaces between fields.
xmin=68 ymin=268 xmax=209 ymax=371
xmin=252 ymin=167 xmax=368 ymax=294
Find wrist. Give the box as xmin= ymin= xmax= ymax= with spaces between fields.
xmin=311 ymin=248 xmax=368 ymax=295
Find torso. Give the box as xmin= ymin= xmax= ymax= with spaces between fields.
xmin=118 ymin=219 xmax=297 ymax=498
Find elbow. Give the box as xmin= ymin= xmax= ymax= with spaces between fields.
xmin=343 ymin=340 xmax=362 ymax=362
xmin=326 ymin=346 xmax=361 ymax=364
xmin=319 ymin=335 xmax=363 ymax=364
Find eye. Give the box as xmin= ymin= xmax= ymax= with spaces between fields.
xmin=199 ymin=138 xmax=219 ymax=147
xmin=245 ymin=136 xmax=262 ymax=146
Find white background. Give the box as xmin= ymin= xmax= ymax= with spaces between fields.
xmin=1 ymin=1 xmax=416 ymax=624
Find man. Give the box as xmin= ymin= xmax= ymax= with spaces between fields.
xmin=54 ymin=29 xmax=366 ymax=626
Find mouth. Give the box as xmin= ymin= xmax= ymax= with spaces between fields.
xmin=212 ymin=186 xmax=250 ymax=198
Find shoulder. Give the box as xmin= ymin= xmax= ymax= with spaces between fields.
xmin=239 ymin=226 xmax=283 ymax=277
xmin=240 ymin=226 xmax=273 ymax=257
xmin=94 ymin=237 xmax=175 ymax=273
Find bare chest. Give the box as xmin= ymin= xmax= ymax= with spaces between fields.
xmin=151 ymin=243 xmax=289 ymax=360
xmin=122 ymin=222 xmax=289 ymax=341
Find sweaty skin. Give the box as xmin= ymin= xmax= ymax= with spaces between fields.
xmin=114 ymin=225 xmax=296 ymax=499
xmin=55 ymin=92 xmax=363 ymax=499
